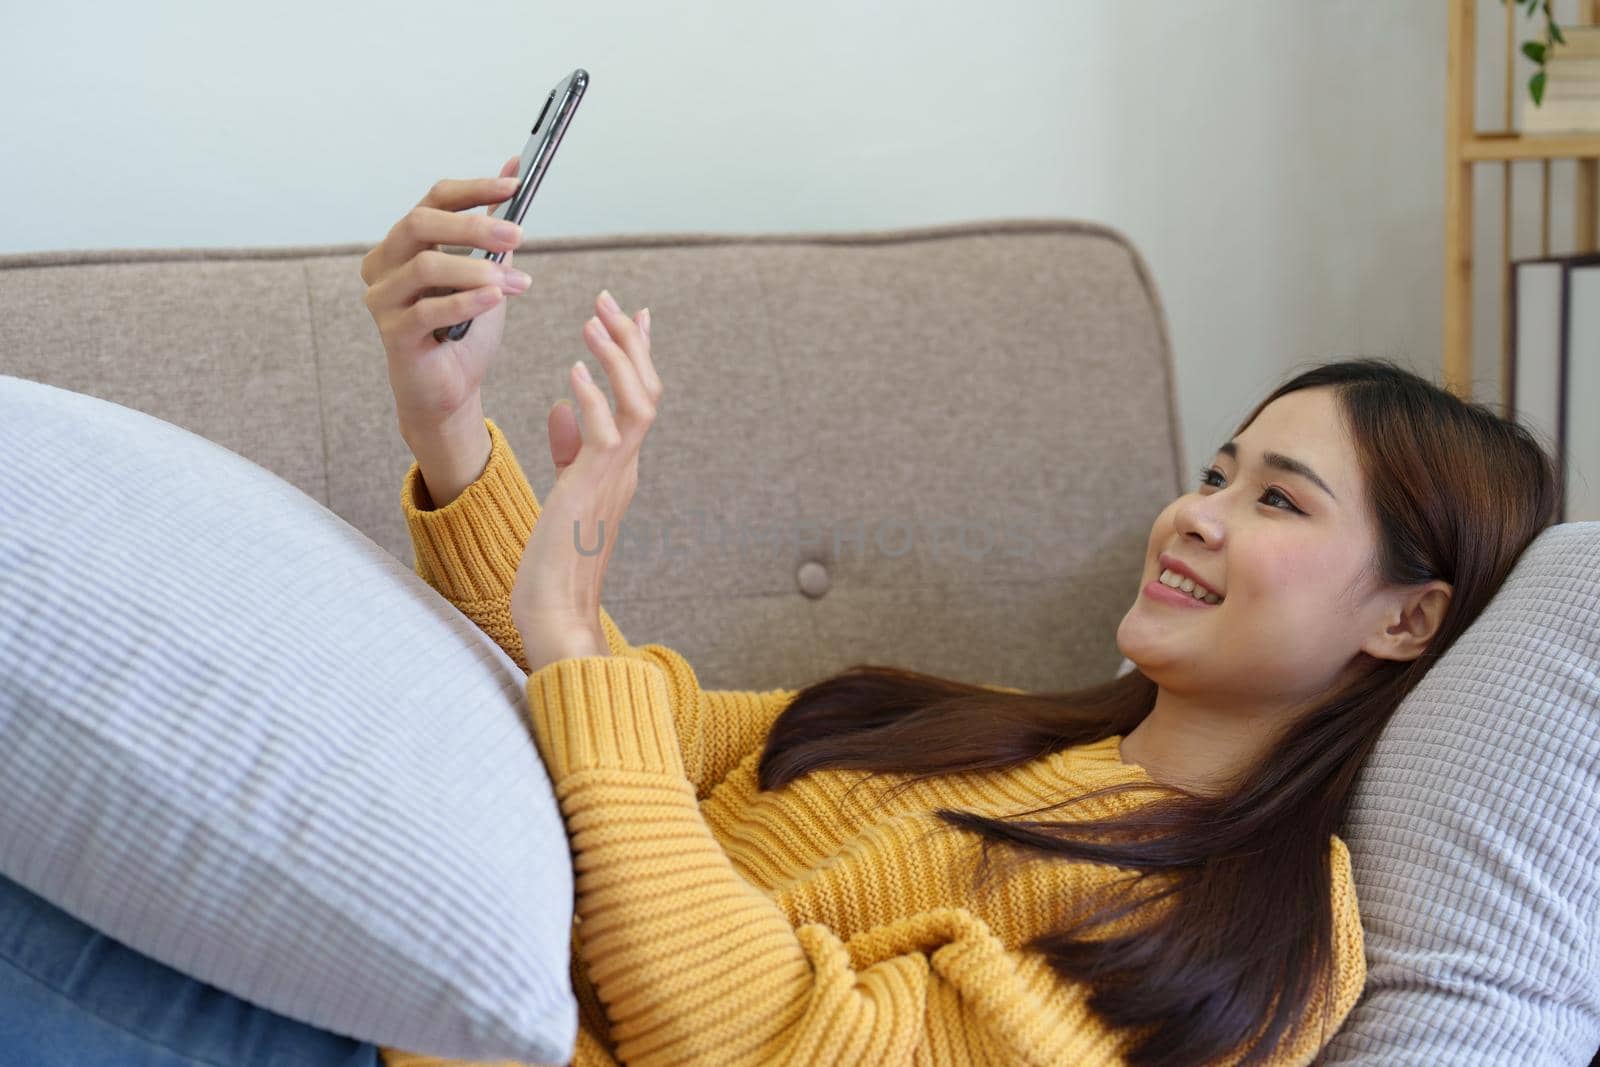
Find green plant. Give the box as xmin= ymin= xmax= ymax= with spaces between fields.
xmin=1504 ymin=0 xmax=1567 ymax=107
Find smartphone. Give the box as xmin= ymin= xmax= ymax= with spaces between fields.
xmin=440 ymin=68 xmax=589 ymax=342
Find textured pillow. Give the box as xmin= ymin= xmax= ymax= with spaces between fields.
xmin=0 ymin=374 xmax=577 ymax=1064
xmin=0 ymin=868 xmax=379 ymax=1066
xmin=1317 ymin=521 xmax=1600 ymax=1066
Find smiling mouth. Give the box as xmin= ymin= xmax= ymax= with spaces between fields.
xmin=1155 ymin=568 xmax=1224 ymax=605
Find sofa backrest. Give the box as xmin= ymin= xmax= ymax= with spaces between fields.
xmin=0 ymin=219 xmax=1183 ymax=692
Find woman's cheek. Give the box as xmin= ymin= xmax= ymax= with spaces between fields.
xmin=1237 ymin=559 xmax=1332 ymax=642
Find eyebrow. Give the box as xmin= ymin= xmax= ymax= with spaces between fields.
xmin=1216 ymin=441 xmax=1338 ymax=502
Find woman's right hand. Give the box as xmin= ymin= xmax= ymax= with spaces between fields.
xmin=360 ymin=155 xmax=534 ymax=437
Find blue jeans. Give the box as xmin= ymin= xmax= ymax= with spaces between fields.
xmin=0 ymin=869 xmax=379 ymax=1066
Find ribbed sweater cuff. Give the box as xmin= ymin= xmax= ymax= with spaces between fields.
xmin=525 ymin=656 xmax=686 ymax=780
xmin=400 ymin=417 xmax=541 ymax=602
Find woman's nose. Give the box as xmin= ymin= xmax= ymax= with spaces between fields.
xmin=1173 ymin=496 xmax=1222 ymax=542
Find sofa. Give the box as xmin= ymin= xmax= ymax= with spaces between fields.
xmin=1 ymin=219 xmax=1596 ymax=1065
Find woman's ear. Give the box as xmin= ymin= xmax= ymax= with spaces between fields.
xmin=1363 ymin=581 xmax=1452 ymax=662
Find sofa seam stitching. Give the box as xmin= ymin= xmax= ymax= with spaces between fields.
xmin=302 ymin=261 xmax=334 ymax=507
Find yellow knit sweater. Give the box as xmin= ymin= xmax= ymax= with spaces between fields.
xmin=380 ymin=418 xmax=1365 ymax=1067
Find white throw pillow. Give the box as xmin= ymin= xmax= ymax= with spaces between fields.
xmin=1316 ymin=520 xmax=1600 ymax=1065
xmin=0 ymin=374 xmax=577 ymax=1064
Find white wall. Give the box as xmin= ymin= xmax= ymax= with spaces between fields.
xmin=2 ymin=0 xmax=1584 ymax=479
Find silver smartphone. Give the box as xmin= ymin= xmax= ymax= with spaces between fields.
xmin=441 ymin=68 xmax=589 ymax=342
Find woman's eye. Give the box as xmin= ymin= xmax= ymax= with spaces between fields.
xmin=1195 ymin=467 xmax=1302 ymax=514
xmin=1260 ymin=487 xmax=1298 ymax=511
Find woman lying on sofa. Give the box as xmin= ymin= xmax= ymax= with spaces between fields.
xmin=358 ymin=159 xmax=1561 ymax=1067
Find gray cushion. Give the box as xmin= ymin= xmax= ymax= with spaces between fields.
xmin=0 ymin=374 xmax=577 ymax=1064
xmin=1316 ymin=521 xmax=1600 ymax=1065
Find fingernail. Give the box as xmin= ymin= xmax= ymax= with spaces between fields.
xmin=599 ymin=290 xmax=620 ymax=314
xmin=575 ymin=361 xmax=592 ymax=384
xmin=640 ymin=307 xmax=651 ymax=338
xmin=493 ymin=221 xmax=521 ymax=242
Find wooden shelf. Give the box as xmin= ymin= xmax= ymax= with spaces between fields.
xmin=1442 ymin=0 xmax=1600 ymax=406
xmin=1464 ymin=132 xmax=1600 ymax=161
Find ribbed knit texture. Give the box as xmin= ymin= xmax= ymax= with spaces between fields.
xmin=380 ymin=417 xmax=1366 ymax=1067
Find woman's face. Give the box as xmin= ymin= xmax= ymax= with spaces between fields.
xmin=1116 ymin=386 xmax=1387 ymax=710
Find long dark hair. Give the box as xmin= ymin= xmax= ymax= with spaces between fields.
xmin=756 ymin=357 xmax=1560 ymax=1067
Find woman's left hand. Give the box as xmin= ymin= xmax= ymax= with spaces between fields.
xmin=511 ymin=290 xmax=661 ymax=674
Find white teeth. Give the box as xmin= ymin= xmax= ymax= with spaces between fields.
xmin=1159 ymin=568 xmax=1222 ymax=604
